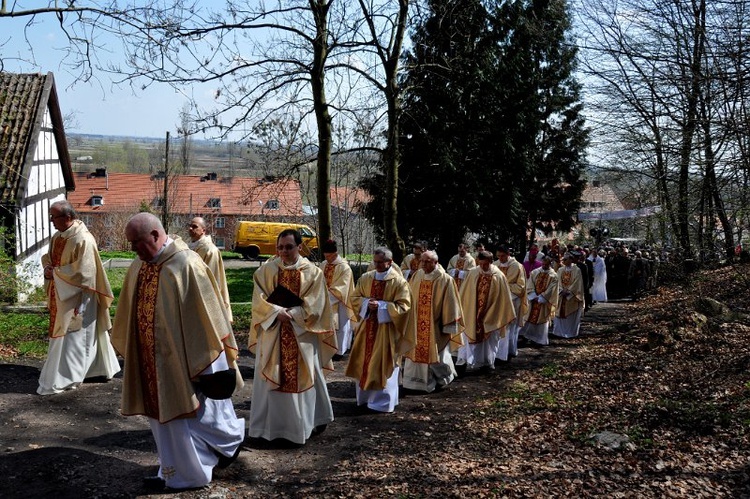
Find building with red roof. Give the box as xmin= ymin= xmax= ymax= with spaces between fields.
xmin=68 ymin=170 xmax=305 ymax=250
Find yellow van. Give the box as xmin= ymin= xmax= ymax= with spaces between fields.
xmin=233 ymin=221 xmax=319 ymax=260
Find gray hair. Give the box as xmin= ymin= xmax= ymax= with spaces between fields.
xmin=51 ymin=200 xmax=77 ymax=219
xmin=127 ymin=212 xmax=165 ymax=237
xmin=373 ymin=247 xmax=393 ymax=262
xmin=422 ymin=250 xmax=438 ymax=262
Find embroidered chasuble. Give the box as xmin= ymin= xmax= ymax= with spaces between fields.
xmin=346 ymin=269 xmax=413 ymax=391
xmin=448 ymin=253 xmax=476 ymax=290
xmin=320 ymin=257 xmax=356 ymax=330
xmin=474 ymin=274 xmax=492 ymax=343
xmin=42 ymin=220 xmax=114 ymax=339
xmin=495 ymin=258 xmax=528 ymax=327
xmin=459 ymin=266 xmax=516 ymax=344
xmin=404 ymin=267 xmax=463 ymax=365
xmin=278 ymin=267 xmax=302 ymax=393
xmin=190 ymin=235 xmax=232 ymax=322
xmin=413 ymin=280 xmax=433 ymax=362
xmin=250 ymin=256 xmax=337 ymax=394
xmin=47 ymin=236 xmax=66 ymax=334
xmin=528 ymin=272 xmax=550 ymax=324
xmin=359 ymin=279 xmax=387 ymax=389
xmin=557 ymin=266 xmax=584 ymax=319
xmin=112 ymin=237 xmax=241 ymax=423
xmin=409 ymin=258 xmax=419 ymax=279
xmin=455 ymin=259 xmax=466 ymax=288
xmin=559 ymin=269 xmax=573 ymax=319
xmin=323 ymin=264 xmax=335 ymax=286
xmin=136 ymin=262 xmax=162 ymax=418
xmin=526 ymin=267 xmax=559 ymax=325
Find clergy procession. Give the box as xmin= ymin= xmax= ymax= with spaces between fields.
xmin=38 ymin=203 xmax=600 ymax=492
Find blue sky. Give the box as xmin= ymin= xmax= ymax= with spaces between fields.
xmin=2 ymin=11 xmax=199 ymax=138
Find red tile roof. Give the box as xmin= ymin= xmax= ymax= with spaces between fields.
xmin=579 ymin=182 xmax=624 ymax=213
xmin=329 ymin=186 xmax=370 ymax=212
xmin=68 ymin=171 xmax=304 ymax=217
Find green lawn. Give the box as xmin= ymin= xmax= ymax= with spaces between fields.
xmin=0 ymin=266 xmax=255 ymax=359
xmin=0 ymin=312 xmax=49 ymax=357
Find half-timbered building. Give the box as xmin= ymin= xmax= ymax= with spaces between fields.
xmin=0 ymin=72 xmax=75 ymax=301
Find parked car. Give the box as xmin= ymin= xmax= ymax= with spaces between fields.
xmin=233 ymin=221 xmax=319 ymax=260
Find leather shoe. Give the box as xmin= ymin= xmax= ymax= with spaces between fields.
xmin=215 ymin=445 xmax=242 ymax=469
xmin=143 ymin=475 xmax=165 ymax=491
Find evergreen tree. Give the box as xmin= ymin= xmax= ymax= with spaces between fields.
xmin=494 ymin=0 xmax=588 ymax=246
xmin=363 ymin=0 xmax=587 ymax=259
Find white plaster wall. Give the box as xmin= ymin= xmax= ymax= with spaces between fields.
xmin=27 ymin=163 xmax=39 ymax=197
xmin=16 ymin=246 xmax=45 ymax=303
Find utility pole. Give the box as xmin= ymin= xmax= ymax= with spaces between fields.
xmin=162 ymin=131 xmax=170 ymax=230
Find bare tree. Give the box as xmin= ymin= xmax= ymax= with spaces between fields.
xmin=577 ymin=0 xmax=729 ymax=257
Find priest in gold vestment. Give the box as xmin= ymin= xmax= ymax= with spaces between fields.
xmin=38 ymin=200 xmax=120 ymax=395
xmin=319 ymin=239 xmax=356 ymax=356
xmin=112 ymin=213 xmax=245 ymax=491
xmin=187 ymin=216 xmax=232 ymax=322
xmin=494 ymin=244 xmax=528 ymax=359
xmin=553 ymin=253 xmax=585 ymax=338
xmin=520 ymin=256 xmax=559 ymax=346
xmin=346 ymin=247 xmax=413 ymax=412
xmin=456 ymin=251 xmax=516 ymax=371
xmin=403 ymin=251 xmax=463 ymax=392
xmin=249 ymin=229 xmax=337 ymax=444
xmin=447 ymin=242 xmax=476 ymax=290
xmin=400 ymin=241 xmax=426 ymax=281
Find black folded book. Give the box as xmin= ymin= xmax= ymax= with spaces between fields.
xmin=267 ymin=284 xmax=303 ymax=308
xmin=198 ymin=368 xmax=237 ymax=400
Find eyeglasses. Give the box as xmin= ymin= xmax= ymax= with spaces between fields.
xmin=188 ymin=224 xmax=200 ymax=229
xmin=277 ymin=244 xmax=298 ymax=251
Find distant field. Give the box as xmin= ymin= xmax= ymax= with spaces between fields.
xmin=68 ymin=133 xmax=267 ymax=177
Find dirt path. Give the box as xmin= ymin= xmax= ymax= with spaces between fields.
xmin=1 ymin=302 xmax=632 ymax=498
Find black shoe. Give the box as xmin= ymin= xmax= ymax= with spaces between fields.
xmin=312 ymin=424 xmax=328 ymax=436
xmin=215 ymin=445 xmax=242 ymax=469
xmin=143 ymin=475 xmax=166 ymax=491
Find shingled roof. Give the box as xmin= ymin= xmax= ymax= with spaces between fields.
xmin=0 ymin=72 xmax=74 ymax=204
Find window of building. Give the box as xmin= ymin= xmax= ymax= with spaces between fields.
xmin=153 ymin=196 xmax=164 ymax=208
xmin=207 ymin=197 xmax=221 ymax=208
xmin=91 ymin=195 xmax=104 ymax=206
xmin=215 ymin=237 xmax=226 ymax=249
xmin=265 ymin=199 xmax=280 ymax=210
xmin=215 ymin=217 xmax=226 ymax=228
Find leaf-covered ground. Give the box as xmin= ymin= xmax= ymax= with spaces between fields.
xmin=2 ymin=264 xmax=750 ymax=498
xmin=222 ymin=264 xmax=750 ymax=498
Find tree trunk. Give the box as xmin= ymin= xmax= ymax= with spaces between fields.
xmin=310 ymin=0 xmax=333 ymax=244
xmin=381 ymin=0 xmax=409 ymax=263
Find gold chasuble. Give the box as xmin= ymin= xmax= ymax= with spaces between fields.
xmin=459 ymin=265 xmax=516 ymax=344
xmin=496 ymin=257 xmax=529 ymax=327
xmin=250 ymin=256 xmax=337 ymax=393
xmin=447 ymin=253 xmax=476 ymax=290
xmin=400 ymin=253 xmax=420 ymax=280
xmin=319 ymin=256 xmax=356 ymax=330
xmin=405 ymin=267 xmax=463 ymax=365
xmin=526 ymin=267 xmax=559 ymax=325
xmin=42 ymin=220 xmax=113 ymax=338
xmin=346 ymin=268 xmax=413 ymax=390
xmin=557 ymin=265 xmax=584 ymax=319
xmin=47 ymin=236 xmax=66 ymax=334
xmin=111 ymin=237 xmax=241 ymax=423
xmin=190 ymin=235 xmax=232 ymax=322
